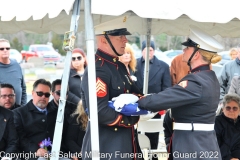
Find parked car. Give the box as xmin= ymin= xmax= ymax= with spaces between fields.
xmin=217 ymin=51 xmax=232 ymax=65
xmin=154 ymin=50 xmax=171 ymax=66
xmin=21 ymin=44 xmax=62 ymax=65
xmin=163 ymin=49 xmax=183 ymax=59
xmin=10 ymin=49 xmax=22 ymax=63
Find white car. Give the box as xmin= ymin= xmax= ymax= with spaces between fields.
xmin=10 ymin=49 xmax=22 ymax=63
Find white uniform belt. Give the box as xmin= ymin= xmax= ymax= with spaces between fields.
xmin=173 ymin=122 xmax=214 ymax=131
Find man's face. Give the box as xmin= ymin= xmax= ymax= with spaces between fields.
xmin=52 ymin=84 xmax=61 ymax=105
xmin=108 ymin=35 xmax=128 ymax=55
xmin=0 ymin=41 xmax=10 ymax=60
xmin=0 ymin=88 xmax=15 ymax=109
xmin=32 ymin=84 xmax=51 ymax=109
xmin=142 ymin=47 xmax=155 ymax=60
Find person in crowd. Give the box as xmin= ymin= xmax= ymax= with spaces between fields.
xmin=50 ymin=79 xmax=75 ymax=156
xmin=136 ymin=26 xmax=223 ymax=160
xmin=134 ymin=40 xmax=171 ymax=158
xmin=229 ymin=48 xmax=238 ymax=60
xmin=215 ymin=93 xmax=240 ymax=160
xmin=0 ymin=39 xmax=27 ymax=106
xmin=119 ymin=43 xmax=137 ymax=81
xmin=0 ymin=104 xmax=19 ymax=159
xmin=170 ymin=53 xmax=189 ymax=86
xmin=81 ymin=28 xmax=143 ymax=160
xmin=0 ymin=83 xmax=20 ymax=110
xmin=13 ymin=79 xmax=58 ymax=160
xmin=218 ymin=46 xmax=240 ymax=100
xmin=65 ymin=101 xmax=88 ymax=160
xmin=228 ymin=76 xmax=240 ymax=96
xmin=67 ymin=48 xmax=87 ymax=108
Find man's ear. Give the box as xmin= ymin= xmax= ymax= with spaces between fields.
xmin=100 ymin=36 xmax=107 ymax=44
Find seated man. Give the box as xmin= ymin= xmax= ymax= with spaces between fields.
xmin=0 ymin=83 xmax=21 ymax=110
xmin=13 ymin=79 xmax=58 ymax=159
xmin=0 ymin=105 xmax=18 ymax=159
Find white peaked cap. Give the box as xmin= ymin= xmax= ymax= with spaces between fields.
xmin=182 ymin=25 xmax=223 ymax=53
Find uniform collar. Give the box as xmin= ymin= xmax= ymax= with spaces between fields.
xmin=96 ymin=49 xmax=119 ymax=63
xmin=190 ymin=64 xmax=210 ymax=73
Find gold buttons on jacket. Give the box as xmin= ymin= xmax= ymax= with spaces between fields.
xmin=128 ymin=123 xmax=131 ymax=126
xmin=118 ymin=86 xmax=120 ymax=89
xmin=121 ymin=120 xmax=124 ymax=123
xmin=99 ymin=58 xmax=101 ymax=60
xmin=113 ymin=58 xmax=117 ymax=62
xmin=126 ymin=90 xmax=129 ymax=93
xmin=114 ymin=128 xmax=118 ymax=131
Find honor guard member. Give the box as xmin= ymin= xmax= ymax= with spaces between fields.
xmin=81 ymin=28 xmax=143 ymax=160
xmin=138 ymin=26 xmax=223 ymax=160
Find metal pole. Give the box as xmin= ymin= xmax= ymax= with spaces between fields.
xmin=143 ymin=18 xmax=152 ymax=94
xmin=50 ymin=0 xmax=81 ymax=159
xmin=84 ymin=0 xmax=100 ymax=160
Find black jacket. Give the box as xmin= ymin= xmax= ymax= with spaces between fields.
xmin=65 ymin=114 xmax=85 ymax=159
xmin=67 ymin=68 xmax=82 ymax=106
xmin=215 ymin=113 xmax=240 ymax=160
xmin=13 ymin=100 xmax=58 ymax=160
xmin=0 ymin=106 xmax=19 ymax=158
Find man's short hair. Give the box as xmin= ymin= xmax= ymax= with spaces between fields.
xmin=0 ymin=38 xmax=10 ymax=43
xmin=0 ymin=83 xmax=15 ymax=92
xmin=33 ymin=79 xmax=51 ymax=91
xmin=51 ymin=79 xmax=62 ymax=92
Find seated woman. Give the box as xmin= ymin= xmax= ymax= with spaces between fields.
xmin=214 ymin=93 xmax=240 ymax=160
xmin=65 ymin=101 xmax=88 ymax=160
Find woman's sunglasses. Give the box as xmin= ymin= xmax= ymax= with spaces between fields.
xmin=225 ymin=106 xmax=239 ymax=111
xmin=72 ymin=56 xmax=82 ymax=61
xmin=0 ymin=47 xmax=10 ymax=51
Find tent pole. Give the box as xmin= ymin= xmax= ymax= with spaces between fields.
xmin=50 ymin=0 xmax=81 ymax=160
xmin=143 ymin=18 xmax=152 ymax=94
xmin=84 ymin=0 xmax=100 ymax=160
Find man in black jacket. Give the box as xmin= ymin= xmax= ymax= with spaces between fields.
xmin=13 ymin=79 xmax=57 ymax=160
xmin=0 ymin=106 xmax=18 ymax=159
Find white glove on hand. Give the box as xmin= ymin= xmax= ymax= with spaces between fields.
xmin=112 ymin=94 xmax=139 ymax=109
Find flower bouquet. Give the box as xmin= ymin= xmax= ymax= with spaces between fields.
xmin=39 ymin=137 xmax=52 ymax=160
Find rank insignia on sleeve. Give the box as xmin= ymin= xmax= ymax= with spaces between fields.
xmin=178 ymin=80 xmax=188 ymax=88
xmin=96 ymin=78 xmax=107 ymax=97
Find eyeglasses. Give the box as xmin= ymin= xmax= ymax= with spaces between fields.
xmin=225 ymin=106 xmax=239 ymax=111
xmin=0 ymin=94 xmax=15 ymax=99
xmin=54 ymin=90 xmax=68 ymax=96
xmin=35 ymin=91 xmax=51 ymax=98
xmin=72 ymin=56 xmax=82 ymax=61
xmin=0 ymin=47 xmax=10 ymax=51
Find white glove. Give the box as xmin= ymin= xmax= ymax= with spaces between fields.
xmin=139 ymin=112 xmax=158 ymax=121
xmin=112 ymin=94 xmax=139 ymax=109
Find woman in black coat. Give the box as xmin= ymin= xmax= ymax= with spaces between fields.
xmin=65 ymin=101 xmax=88 ymax=160
xmin=67 ymin=48 xmax=87 ymax=109
xmin=215 ymin=93 xmax=240 ymax=160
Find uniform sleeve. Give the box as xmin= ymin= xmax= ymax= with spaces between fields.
xmin=170 ymin=58 xmax=177 ymax=86
xmin=228 ymin=76 xmax=238 ymax=94
xmin=138 ymin=80 xmax=202 ymax=112
xmin=214 ymin=116 xmax=224 ymax=147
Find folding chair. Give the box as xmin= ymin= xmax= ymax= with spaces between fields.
xmin=138 ymin=134 xmax=151 ymax=160
xmin=137 ymin=119 xmax=167 ymax=160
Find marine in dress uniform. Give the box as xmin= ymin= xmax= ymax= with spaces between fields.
xmin=137 ymin=26 xmax=223 ymax=160
xmin=81 ymin=28 xmax=143 ymax=160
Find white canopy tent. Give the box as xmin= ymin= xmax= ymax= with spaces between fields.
xmin=1 ymin=0 xmax=240 ymax=160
